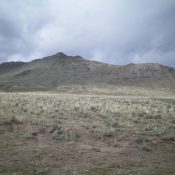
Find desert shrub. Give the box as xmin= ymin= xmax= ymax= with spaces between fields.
xmin=74 ymin=107 xmax=91 ymax=118
xmin=90 ymin=106 xmax=99 ymax=112
xmin=161 ymin=134 xmax=175 ymax=142
xmin=50 ymin=124 xmax=80 ymax=141
xmin=142 ymin=146 xmax=152 ymax=152
xmin=3 ymin=116 xmax=22 ymax=125
xmin=80 ymin=111 xmax=91 ymax=118
xmin=53 ymin=130 xmax=80 ymax=141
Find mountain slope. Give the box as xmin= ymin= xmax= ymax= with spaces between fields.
xmin=0 ymin=52 xmax=175 ymax=91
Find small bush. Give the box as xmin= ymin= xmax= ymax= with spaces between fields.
xmin=53 ymin=130 xmax=80 ymax=141
xmin=3 ymin=116 xmax=22 ymax=125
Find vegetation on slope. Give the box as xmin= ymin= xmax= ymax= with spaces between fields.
xmin=0 ymin=53 xmax=175 ymax=91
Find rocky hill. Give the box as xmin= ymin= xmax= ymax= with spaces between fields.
xmin=0 ymin=52 xmax=174 ymax=91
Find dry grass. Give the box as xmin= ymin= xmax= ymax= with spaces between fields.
xmin=0 ymin=88 xmax=175 ymax=174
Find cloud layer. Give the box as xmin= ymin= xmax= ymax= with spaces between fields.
xmin=0 ymin=0 xmax=175 ymax=66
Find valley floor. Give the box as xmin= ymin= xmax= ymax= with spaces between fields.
xmin=0 ymin=88 xmax=175 ymax=175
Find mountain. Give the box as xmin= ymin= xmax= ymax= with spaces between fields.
xmin=0 ymin=52 xmax=175 ymax=91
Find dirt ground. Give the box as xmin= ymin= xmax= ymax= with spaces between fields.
xmin=0 ymin=92 xmax=175 ymax=175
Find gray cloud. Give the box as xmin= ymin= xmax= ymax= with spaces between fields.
xmin=0 ymin=0 xmax=175 ymax=66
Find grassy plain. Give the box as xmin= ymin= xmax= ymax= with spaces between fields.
xmin=0 ymin=86 xmax=175 ymax=175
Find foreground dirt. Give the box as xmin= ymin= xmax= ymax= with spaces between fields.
xmin=0 ymin=92 xmax=175 ymax=175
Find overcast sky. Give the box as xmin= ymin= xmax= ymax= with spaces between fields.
xmin=0 ymin=0 xmax=175 ymax=66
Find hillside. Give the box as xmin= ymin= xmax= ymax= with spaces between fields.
xmin=0 ymin=52 xmax=175 ymax=91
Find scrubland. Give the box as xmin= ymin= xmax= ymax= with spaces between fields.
xmin=0 ymin=87 xmax=175 ymax=175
